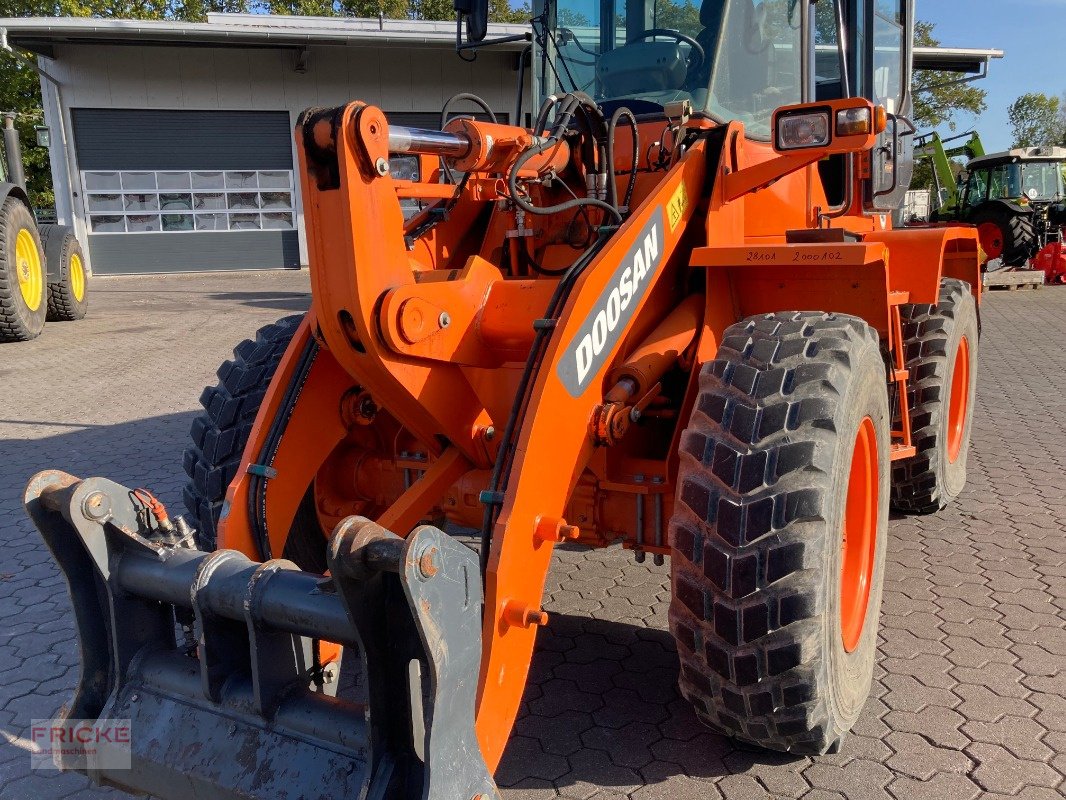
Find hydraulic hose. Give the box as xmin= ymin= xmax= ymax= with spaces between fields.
xmin=608 ymin=107 xmax=639 ymax=212
xmin=508 ymin=93 xmax=623 ymax=223
xmin=439 ymin=92 xmax=497 ymax=183
xmin=439 ymin=91 xmax=497 ymax=130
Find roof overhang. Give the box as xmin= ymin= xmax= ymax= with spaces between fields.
xmin=0 ymin=14 xmax=530 ymax=58
xmin=913 ymin=46 xmax=1004 ymax=75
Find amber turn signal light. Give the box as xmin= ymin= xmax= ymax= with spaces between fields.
xmin=836 ymin=107 xmax=872 ymax=137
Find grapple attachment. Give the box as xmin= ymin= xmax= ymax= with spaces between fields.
xmin=25 ymin=470 xmax=497 ymax=800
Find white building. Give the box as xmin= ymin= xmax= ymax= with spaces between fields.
xmin=0 ymin=13 xmax=530 ymax=274
xmin=0 ymin=12 xmax=999 ymax=275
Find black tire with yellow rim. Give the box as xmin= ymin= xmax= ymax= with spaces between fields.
xmin=0 ymin=196 xmax=46 ymax=342
xmin=41 ymin=224 xmax=89 ymax=321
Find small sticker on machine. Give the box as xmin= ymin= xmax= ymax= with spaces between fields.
xmin=557 ymin=208 xmax=664 ymax=398
xmin=667 ymin=181 xmax=688 ymax=231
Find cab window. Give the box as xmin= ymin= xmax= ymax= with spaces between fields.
xmin=872 ymin=0 xmax=904 ymax=113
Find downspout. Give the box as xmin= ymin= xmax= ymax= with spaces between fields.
xmin=1 ymin=29 xmax=88 ymax=268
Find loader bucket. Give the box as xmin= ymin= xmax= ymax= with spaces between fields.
xmin=24 ymin=470 xmax=497 ymax=800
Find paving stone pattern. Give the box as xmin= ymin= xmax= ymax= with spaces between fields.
xmin=0 ymin=273 xmax=1062 ymax=799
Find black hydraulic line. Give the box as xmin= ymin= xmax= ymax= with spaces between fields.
xmin=607 ymin=106 xmax=639 ymax=212
xmin=507 ymin=94 xmax=622 ymax=223
xmin=247 ymin=335 xmax=319 ymax=561
xmin=533 ymin=94 xmax=559 ymax=135
xmin=478 ymin=231 xmax=610 ymax=576
xmin=509 ymin=150 xmax=622 ymax=222
xmin=439 ymin=92 xmax=497 ymax=184
xmin=439 ymin=91 xmax=498 ymax=131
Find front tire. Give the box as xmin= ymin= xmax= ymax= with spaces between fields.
xmin=669 ymin=312 xmax=890 ymax=754
xmin=891 ymin=279 xmax=979 ymax=513
xmin=0 ymin=198 xmax=46 ymax=342
xmin=182 ymin=314 xmax=328 ymax=571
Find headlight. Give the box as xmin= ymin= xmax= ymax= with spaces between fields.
xmin=776 ymin=111 xmax=831 ymax=150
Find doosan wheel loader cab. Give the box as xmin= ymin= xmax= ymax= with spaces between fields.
xmin=28 ymin=1 xmax=985 ymax=799
xmin=0 ymin=112 xmax=88 ymax=342
xmin=529 ymin=0 xmax=915 ymax=210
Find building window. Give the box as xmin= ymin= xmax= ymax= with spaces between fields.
xmin=83 ymin=170 xmax=295 ymax=233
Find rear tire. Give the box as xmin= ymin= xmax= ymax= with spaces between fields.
xmin=669 ymin=312 xmax=890 ymax=754
xmin=972 ymin=206 xmax=1035 ymax=267
xmin=891 ymin=279 xmax=979 ymax=513
xmin=42 ymin=224 xmax=89 ymax=321
xmin=0 ymin=197 xmax=46 ymax=342
xmin=182 ymin=314 xmax=327 ymax=571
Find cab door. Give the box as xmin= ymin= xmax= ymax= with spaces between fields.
xmin=863 ymin=0 xmax=914 ymax=213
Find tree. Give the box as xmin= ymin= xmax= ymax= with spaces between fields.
xmin=909 ymin=21 xmax=987 ymax=191
xmin=1008 ymin=92 xmax=1062 ymax=148
xmin=912 ymin=21 xmax=987 ymax=132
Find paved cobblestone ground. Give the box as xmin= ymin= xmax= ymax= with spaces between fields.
xmin=0 ymin=272 xmax=1063 ymax=800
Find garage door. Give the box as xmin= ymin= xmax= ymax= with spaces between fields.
xmin=72 ymin=109 xmax=300 ymax=275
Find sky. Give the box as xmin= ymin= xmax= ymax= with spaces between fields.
xmin=919 ymin=0 xmax=1066 ymax=151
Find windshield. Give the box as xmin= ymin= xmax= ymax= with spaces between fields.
xmin=541 ymin=0 xmax=808 ymax=138
xmin=975 ymin=162 xmax=1066 ymax=203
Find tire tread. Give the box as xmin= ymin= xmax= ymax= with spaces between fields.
xmin=182 ymin=314 xmax=304 ymax=549
xmin=670 ymin=311 xmax=881 ymax=754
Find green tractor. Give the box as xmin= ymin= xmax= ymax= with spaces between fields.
xmin=916 ymin=131 xmax=1066 ymax=266
xmin=0 ymin=112 xmax=88 ymax=342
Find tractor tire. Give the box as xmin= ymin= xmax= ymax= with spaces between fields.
xmin=669 ymin=312 xmax=890 ymax=755
xmin=42 ymin=224 xmax=88 ymax=321
xmin=972 ymin=207 xmax=1035 ymax=267
xmin=0 ymin=197 xmax=47 ymax=342
xmin=890 ymin=279 xmax=979 ymax=514
xmin=182 ymin=314 xmax=327 ymax=572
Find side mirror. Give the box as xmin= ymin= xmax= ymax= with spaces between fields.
xmin=454 ymin=0 xmax=489 ymax=43
xmin=772 ymin=98 xmax=885 ymax=157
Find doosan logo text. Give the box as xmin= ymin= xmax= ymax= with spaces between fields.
xmin=558 ymin=209 xmax=664 ymax=397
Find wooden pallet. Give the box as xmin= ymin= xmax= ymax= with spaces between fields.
xmin=982 ymin=270 xmax=1045 ymax=291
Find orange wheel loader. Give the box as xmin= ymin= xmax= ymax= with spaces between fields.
xmin=25 ymin=1 xmax=981 ymax=797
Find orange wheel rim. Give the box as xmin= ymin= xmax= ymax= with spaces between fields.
xmin=947 ymin=336 xmax=970 ymax=463
xmin=840 ymin=416 xmax=878 ymax=654
xmin=977 ymin=222 xmax=1004 ymax=259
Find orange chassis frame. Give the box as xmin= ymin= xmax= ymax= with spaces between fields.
xmin=214 ymin=100 xmax=980 ymax=771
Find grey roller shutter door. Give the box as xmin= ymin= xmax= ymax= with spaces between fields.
xmin=72 ymin=109 xmax=294 ymax=171
xmin=72 ymin=109 xmax=299 ymax=274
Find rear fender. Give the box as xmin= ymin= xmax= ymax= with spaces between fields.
xmin=0 ymin=180 xmax=30 ymax=210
